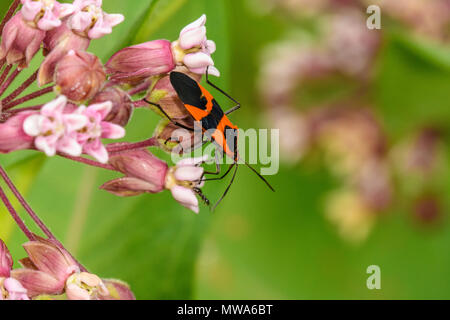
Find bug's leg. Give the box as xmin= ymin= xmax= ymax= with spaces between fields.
xmin=203 ymin=162 xmax=235 ymax=182
xmin=144 ymin=99 xmax=194 ymax=131
xmin=203 ymin=147 xmax=222 ymax=175
xmin=205 ymin=67 xmax=241 ymax=115
xmin=211 ymin=164 xmax=238 ymax=211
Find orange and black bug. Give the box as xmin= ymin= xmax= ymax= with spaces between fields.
xmin=145 ymin=68 xmax=274 ymax=210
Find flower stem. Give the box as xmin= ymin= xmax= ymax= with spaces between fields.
xmin=58 ymin=153 xmax=115 ymax=171
xmin=2 ymin=70 xmax=38 ymax=105
xmin=0 ymin=164 xmax=87 ymax=272
xmin=0 ymin=65 xmax=12 ymax=87
xmin=3 ymin=87 xmax=53 ymax=110
xmin=0 ymin=68 xmax=21 ymax=97
xmin=106 ymin=138 xmax=158 ymax=153
xmin=0 ymin=0 xmax=20 ymax=35
xmin=0 ymin=185 xmax=35 ymax=241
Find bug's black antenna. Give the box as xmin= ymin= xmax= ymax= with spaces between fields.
xmin=211 ymin=164 xmax=238 ymax=211
xmin=244 ymin=161 xmax=275 ymax=192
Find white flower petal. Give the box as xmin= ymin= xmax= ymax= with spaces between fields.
xmin=175 ymin=166 xmax=204 ymax=182
xmin=180 ymin=14 xmax=206 ymax=36
xmin=176 ymin=155 xmax=209 ymax=167
xmin=183 ymin=52 xmax=214 ymax=69
xmin=23 ymin=114 xmax=44 ymax=136
xmin=35 ymin=136 xmax=56 ymax=157
xmin=170 ymin=185 xmax=199 ymax=213
xmin=41 ymin=95 xmax=67 ymax=117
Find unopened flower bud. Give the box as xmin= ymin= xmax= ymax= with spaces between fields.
xmin=91 ymin=87 xmax=133 ymax=127
xmin=39 ymin=22 xmax=91 ymax=86
xmin=54 ymin=50 xmax=106 ymax=103
xmin=106 ymin=40 xmax=176 ymax=85
xmin=0 ymin=111 xmax=35 ymax=154
xmin=101 ymin=149 xmax=168 ymax=196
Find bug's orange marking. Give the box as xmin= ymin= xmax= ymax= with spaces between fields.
xmin=216 ymin=116 xmax=239 ymax=159
xmin=198 ymin=83 xmax=214 ymax=112
xmin=184 ymin=104 xmax=209 ymax=121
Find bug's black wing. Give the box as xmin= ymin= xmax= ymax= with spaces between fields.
xmin=170 ymin=72 xmax=207 ymax=110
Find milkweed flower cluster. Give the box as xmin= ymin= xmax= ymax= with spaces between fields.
xmin=0 ymin=0 xmax=220 ymax=300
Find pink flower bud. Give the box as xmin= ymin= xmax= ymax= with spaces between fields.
xmin=0 ymin=14 xmax=46 ymax=68
xmin=0 ymin=111 xmax=35 ymax=154
xmin=38 ymin=21 xmax=91 ymax=86
xmin=147 ymin=66 xmax=202 ymax=120
xmin=91 ymin=87 xmax=133 ymax=127
xmin=0 ymin=240 xmax=13 ymax=278
xmin=54 ymin=50 xmax=106 ymax=103
xmin=106 ymin=40 xmax=176 ymax=85
xmin=102 ymin=149 xmax=168 ymax=196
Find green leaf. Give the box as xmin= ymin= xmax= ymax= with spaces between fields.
xmin=0 ymin=154 xmax=46 ymax=242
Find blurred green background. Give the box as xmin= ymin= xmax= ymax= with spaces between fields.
xmin=0 ymin=0 xmax=450 ymax=299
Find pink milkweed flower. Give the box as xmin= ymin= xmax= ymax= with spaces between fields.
xmin=1 ymin=278 xmax=30 ymax=300
xmin=65 ymin=272 xmax=109 ymax=300
xmin=172 ymin=15 xmax=220 ymax=77
xmin=20 ymin=0 xmax=74 ymax=31
xmin=0 ymin=14 xmax=45 ymax=68
xmin=166 ymin=156 xmax=208 ymax=213
xmin=68 ymin=0 xmax=124 ymax=40
xmin=101 ymin=151 xmax=208 ymax=213
xmin=23 ymin=95 xmax=87 ymax=157
xmin=0 ymin=111 xmax=35 ymax=154
xmin=106 ymin=40 xmax=176 ymax=86
xmin=0 ymin=239 xmax=29 ymax=300
xmin=10 ymin=238 xmax=79 ymax=298
xmin=75 ymin=102 xmax=126 ymax=163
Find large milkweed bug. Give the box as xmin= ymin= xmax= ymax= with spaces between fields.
xmin=145 ymin=68 xmax=274 ymax=210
